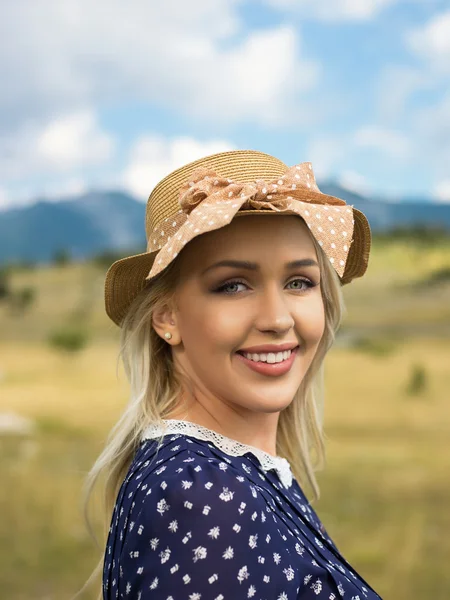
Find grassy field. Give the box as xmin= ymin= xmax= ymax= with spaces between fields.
xmin=1 ymin=236 xmax=450 ymax=599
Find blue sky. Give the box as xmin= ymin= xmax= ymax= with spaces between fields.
xmin=1 ymin=0 xmax=450 ymax=209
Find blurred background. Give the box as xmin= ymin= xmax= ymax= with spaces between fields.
xmin=1 ymin=2 xmax=450 ymax=599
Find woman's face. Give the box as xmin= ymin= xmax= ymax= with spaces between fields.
xmin=160 ymin=215 xmax=325 ymax=418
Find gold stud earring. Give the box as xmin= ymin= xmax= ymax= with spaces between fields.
xmin=164 ymin=332 xmax=172 ymax=340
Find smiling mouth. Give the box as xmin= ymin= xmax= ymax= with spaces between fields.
xmin=235 ymin=346 xmax=299 ymax=376
xmin=236 ymin=346 xmax=299 ymax=363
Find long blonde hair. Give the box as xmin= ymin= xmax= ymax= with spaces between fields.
xmin=77 ymin=231 xmax=346 ymax=598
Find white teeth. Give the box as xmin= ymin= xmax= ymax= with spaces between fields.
xmin=242 ymin=349 xmax=292 ymax=363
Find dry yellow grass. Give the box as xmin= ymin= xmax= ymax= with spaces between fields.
xmin=1 ymin=342 xmax=126 ymax=432
xmin=2 ymin=236 xmax=450 ymax=342
xmin=1 ymin=336 xmax=449 ymax=599
xmin=1 ymin=239 xmax=450 ymax=599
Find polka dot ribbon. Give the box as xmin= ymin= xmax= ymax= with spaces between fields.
xmin=146 ymin=162 xmax=355 ymax=281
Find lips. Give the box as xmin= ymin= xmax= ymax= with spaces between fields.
xmin=236 ymin=345 xmax=299 ymax=356
xmin=236 ymin=345 xmax=299 ymax=377
xmin=237 ymin=344 xmax=299 ymax=355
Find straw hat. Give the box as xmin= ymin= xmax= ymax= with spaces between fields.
xmin=105 ymin=150 xmax=371 ymax=326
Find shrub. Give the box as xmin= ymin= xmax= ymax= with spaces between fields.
xmin=405 ymin=363 xmax=428 ymax=397
xmin=373 ymin=225 xmax=448 ymax=245
xmin=426 ymin=267 xmax=450 ymax=285
xmin=53 ymin=248 xmax=72 ymax=266
xmin=0 ymin=269 xmax=10 ymax=300
xmin=48 ymin=326 xmax=90 ymax=353
xmin=351 ymin=336 xmax=396 ymax=357
xmin=8 ymin=286 xmax=36 ymax=314
xmin=91 ymin=247 xmax=145 ymax=270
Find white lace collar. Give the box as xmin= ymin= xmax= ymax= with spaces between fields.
xmin=141 ymin=419 xmax=293 ymax=489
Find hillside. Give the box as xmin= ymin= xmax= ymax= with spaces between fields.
xmin=0 ymin=191 xmax=146 ymax=264
xmin=1 ymin=235 xmax=449 ymax=343
xmin=1 ymin=236 xmax=450 ymax=600
xmin=1 ymin=184 xmax=450 ymax=265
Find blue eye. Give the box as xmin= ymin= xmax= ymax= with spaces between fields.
xmin=214 ymin=278 xmax=316 ymax=295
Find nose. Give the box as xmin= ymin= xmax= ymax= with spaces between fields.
xmin=254 ymin=284 xmax=295 ymax=335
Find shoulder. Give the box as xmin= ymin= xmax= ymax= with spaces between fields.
xmin=111 ymin=436 xmax=308 ymax=598
xmin=127 ymin=434 xmax=267 ymax=511
xmin=113 ymin=435 xmax=278 ymax=552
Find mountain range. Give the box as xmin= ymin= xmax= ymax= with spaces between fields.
xmin=1 ymin=184 xmax=449 ymax=264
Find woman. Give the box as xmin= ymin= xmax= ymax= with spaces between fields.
xmin=84 ymin=150 xmax=381 ymax=598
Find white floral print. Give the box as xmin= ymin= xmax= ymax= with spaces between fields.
xmin=237 ymin=565 xmax=250 ymax=583
xmin=102 ymin=426 xmax=383 ymax=599
xmin=208 ymin=526 xmax=220 ymax=539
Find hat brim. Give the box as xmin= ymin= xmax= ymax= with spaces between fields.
xmin=105 ymin=208 xmax=371 ymax=327
xmin=105 ymin=250 xmax=157 ymax=327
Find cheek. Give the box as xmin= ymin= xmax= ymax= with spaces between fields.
xmin=179 ymin=300 xmax=248 ymax=353
xmin=178 ymin=290 xmax=325 ymax=354
xmin=294 ymin=298 xmax=326 ymax=343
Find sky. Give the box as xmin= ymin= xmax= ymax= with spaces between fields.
xmin=1 ymin=0 xmax=450 ymax=210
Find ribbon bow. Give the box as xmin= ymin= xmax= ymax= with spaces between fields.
xmin=146 ymin=161 xmax=355 ymax=283
xmin=178 ymin=163 xmax=346 ymax=215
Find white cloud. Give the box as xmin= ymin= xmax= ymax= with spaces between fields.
xmin=353 ymin=126 xmax=411 ymax=160
xmin=40 ymin=178 xmax=88 ymax=201
xmin=414 ymin=91 xmax=450 ymax=133
xmin=338 ymin=170 xmax=371 ymax=195
xmin=0 ymin=178 xmax=89 ymax=211
xmin=0 ymin=187 xmax=9 ymax=211
xmin=375 ymin=66 xmax=429 ymax=121
xmin=185 ymin=26 xmax=320 ymax=126
xmin=375 ymin=11 xmax=450 ymax=158
xmin=306 ymin=136 xmax=344 ymax=179
xmin=0 ymin=1 xmax=323 ymax=206
xmin=306 ymin=125 xmax=417 ymax=196
xmin=36 ymin=111 xmax=113 ymax=170
xmin=0 ymin=109 xmax=114 ymax=181
xmin=434 ymin=181 xmax=450 ymax=203
xmin=261 ymin=0 xmax=397 ymax=20
xmin=306 ymin=134 xmax=373 ymax=196
xmin=0 ymin=1 xmax=319 ymax=132
xmin=123 ymin=135 xmax=236 ymax=200
xmin=407 ymin=11 xmax=450 ymax=72
xmin=412 ymin=91 xmax=450 ymax=180
xmin=306 ymin=125 xmax=412 ymax=180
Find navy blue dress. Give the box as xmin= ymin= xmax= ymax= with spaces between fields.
xmin=102 ymin=419 xmax=383 ymax=599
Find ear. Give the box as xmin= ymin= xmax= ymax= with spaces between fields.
xmin=152 ymin=303 xmax=179 ymax=344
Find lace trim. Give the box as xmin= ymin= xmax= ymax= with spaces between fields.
xmin=141 ymin=419 xmax=293 ymax=489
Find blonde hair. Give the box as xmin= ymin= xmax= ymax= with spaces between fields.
xmin=76 ymin=229 xmax=346 ymax=598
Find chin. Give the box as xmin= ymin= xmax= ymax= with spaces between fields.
xmin=239 ymin=395 xmax=296 ymax=414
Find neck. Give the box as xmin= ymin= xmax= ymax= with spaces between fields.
xmin=165 ymin=400 xmax=280 ymax=457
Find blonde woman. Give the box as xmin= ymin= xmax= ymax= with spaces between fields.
xmin=84 ymin=150 xmax=382 ymax=599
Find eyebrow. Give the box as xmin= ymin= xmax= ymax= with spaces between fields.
xmin=201 ymin=258 xmax=319 ymax=276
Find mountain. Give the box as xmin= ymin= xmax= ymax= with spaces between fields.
xmin=0 ymin=185 xmax=449 ymax=265
xmin=320 ymin=183 xmax=450 ymax=232
xmin=0 ymin=191 xmax=146 ymax=264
